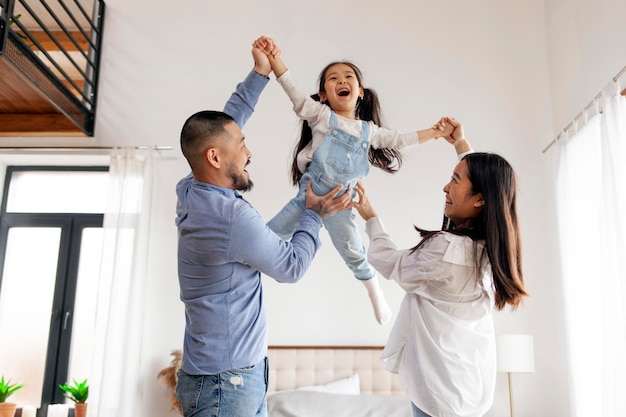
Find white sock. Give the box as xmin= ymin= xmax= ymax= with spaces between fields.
xmin=362 ymin=276 xmax=392 ymax=325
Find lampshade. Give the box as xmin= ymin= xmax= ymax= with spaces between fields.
xmin=496 ymin=334 xmax=535 ymax=373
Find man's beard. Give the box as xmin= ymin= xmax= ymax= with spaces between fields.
xmin=227 ymin=161 xmax=253 ymax=192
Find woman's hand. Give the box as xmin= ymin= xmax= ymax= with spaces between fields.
xmin=433 ymin=116 xmax=460 ymax=144
xmin=445 ymin=117 xmax=465 ymax=143
xmin=434 ymin=117 xmax=472 ymax=155
xmin=351 ymin=180 xmax=377 ymax=221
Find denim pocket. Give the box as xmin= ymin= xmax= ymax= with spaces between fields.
xmin=326 ymin=137 xmax=362 ymax=175
xmin=175 ymin=370 xmax=206 ymax=415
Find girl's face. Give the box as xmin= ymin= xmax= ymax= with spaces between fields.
xmin=318 ymin=63 xmax=364 ymax=119
xmin=443 ymin=160 xmax=484 ymax=228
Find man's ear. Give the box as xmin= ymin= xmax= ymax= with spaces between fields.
xmin=205 ymin=148 xmax=220 ymax=168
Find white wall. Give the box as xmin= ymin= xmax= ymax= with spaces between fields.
xmin=546 ymin=0 xmax=626 ymax=135
xmin=4 ymin=0 xmax=623 ymax=415
xmin=537 ymin=1 xmax=626 ymax=417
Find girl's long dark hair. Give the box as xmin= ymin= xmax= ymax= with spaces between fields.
xmin=290 ymin=61 xmax=403 ymax=186
xmin=411 ymin=152 xmax=527 ymax=310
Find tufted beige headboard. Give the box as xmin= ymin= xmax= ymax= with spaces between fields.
xmin=267 ymin=346 xmax=405 ymax=396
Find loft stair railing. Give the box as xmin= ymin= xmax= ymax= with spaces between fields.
xmin=0 ymin=0 xmax=105 ymax=135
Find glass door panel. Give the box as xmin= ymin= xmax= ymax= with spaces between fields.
xmin=66 ymin=227 xmax=103 ymax=387
xmin=0 ymin=227 xmax=61 ymax=407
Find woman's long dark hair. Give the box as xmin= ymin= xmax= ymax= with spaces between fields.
xmin=411 ymin=152 xmax=527 ymax=310
xmin=290 ymin=61 xmax=403 ymax=186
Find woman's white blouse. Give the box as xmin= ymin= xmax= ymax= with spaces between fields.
xmin=365 ymin=216 xmax=496 ymax=417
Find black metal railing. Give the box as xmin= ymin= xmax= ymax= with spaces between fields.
xmin=0 ymin=0 xmax=105 ymax=135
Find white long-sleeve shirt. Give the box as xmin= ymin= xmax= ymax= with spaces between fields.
xmin=365 ymin=217 xmax=496 ymax=417
xmin=276 ymin=70 xmax=420 ymax=173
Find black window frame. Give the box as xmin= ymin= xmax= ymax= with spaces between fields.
xmin=0 ymin=165 xmax=107 ymax=413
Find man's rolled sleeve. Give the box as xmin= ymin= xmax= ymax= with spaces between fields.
xmin=223 ymin=71 xmax=270 ymax=128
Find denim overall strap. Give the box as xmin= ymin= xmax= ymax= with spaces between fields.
xmin=360 ymin=118 xmax=369 ymax=150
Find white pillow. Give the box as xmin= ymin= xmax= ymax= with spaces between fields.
xmin=295 ymin=373 xmax=360 ymax=395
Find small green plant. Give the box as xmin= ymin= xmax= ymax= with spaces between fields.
xmin=58 ymin=378 xmax=88 ymax=404
xmin=8 ymin=13 xmax=22 ymax=26
xmin=0 ymin=375 xmax=24 ymax=403
xmin=8 ymin=14 xmax=29 ymax=43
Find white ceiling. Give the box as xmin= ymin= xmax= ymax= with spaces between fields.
xmin=8 ymin=0 xmax=97 ymax=31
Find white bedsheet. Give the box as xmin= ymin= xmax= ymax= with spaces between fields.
xmin=267 ymin=390 xmax=412 ymax=417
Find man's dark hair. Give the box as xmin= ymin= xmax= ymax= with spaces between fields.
xmin=180 ymin=110 xmax=235 ymax=169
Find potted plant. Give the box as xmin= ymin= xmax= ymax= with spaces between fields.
xmin=58 ymin=379 xmax=88 ymax=417
xmin=0 ymin=375 xmax=24 ymax=417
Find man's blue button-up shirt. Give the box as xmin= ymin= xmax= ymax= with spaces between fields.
xmin=176 ymin=70 xmax=323 ymax=375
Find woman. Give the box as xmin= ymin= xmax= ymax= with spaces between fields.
xmin=352 ymin=118 xmax=528 ymax=417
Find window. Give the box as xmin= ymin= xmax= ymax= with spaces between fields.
xmin=0 ymin=166 xmax=109 ymax=411
xmin=555 ymin=86 xmax=626 ymax=415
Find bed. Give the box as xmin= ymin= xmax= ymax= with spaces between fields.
xmin=266 ymin=346 xmax=412 ymax=417
xmin=158 ymin=346 xmax=412 ymax=417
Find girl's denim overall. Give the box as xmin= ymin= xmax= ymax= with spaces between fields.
xmin=267 ymin=112 xmax=376 ymax=280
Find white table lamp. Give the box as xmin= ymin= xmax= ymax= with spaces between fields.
xmin=496 ymin=334 xmax=535 ymax=417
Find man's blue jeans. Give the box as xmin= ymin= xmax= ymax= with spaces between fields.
xmin=176 ymin=357 xmax=268 ymax=417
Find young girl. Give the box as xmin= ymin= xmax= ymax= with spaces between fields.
xmin=254 ymin=36 xmax=452 ymax=325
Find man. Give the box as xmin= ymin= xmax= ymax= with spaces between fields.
xmin=174 ymin=43 xmax=351 ymax=417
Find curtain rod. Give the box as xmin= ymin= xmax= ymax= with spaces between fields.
xmin=0 ymin=145 xmax=173 ymax=153
xmin=542 ymin=64 xmax=626 ymax=154
xmin=0 ymin=145 xmax=174 ymax=157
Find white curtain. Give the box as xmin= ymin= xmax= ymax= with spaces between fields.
xmin=556 ymin=81 xmax=626 ymax=417
xmin=89 ymin=148 xmax=155 ymax=417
